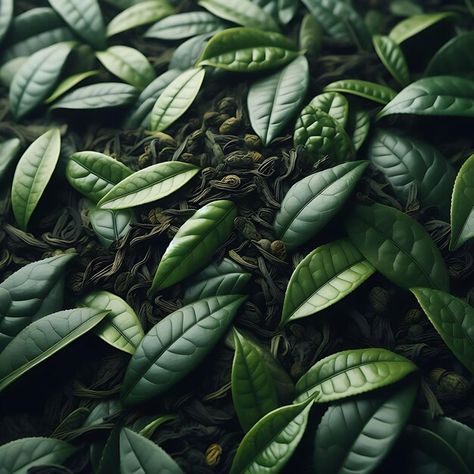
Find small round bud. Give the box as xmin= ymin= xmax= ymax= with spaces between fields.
xmin=270 ymin=240 xmax=287 ymax=260
xmin=219 ymin=117 xmax=242 ymax=135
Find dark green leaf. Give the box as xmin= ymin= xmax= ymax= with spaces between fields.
xmin=309 ymin=92 xmax=349 ymax=128
xmin=0 ymin=137 xmax=21 ymax=182
xmin=373 ymin=35 xmax=410 ymax=86
xmin=324 ymin=79 xmax=397 ymax=105
xmin=90 ymin=208 xmax=134 ymax=248
xmin=299 ymin=13 xmax=323 ymax=57
xmin=0 ymin=0 xmax=13 ymax=44
xmin=348 ymin=108 xmax=370 ymax=151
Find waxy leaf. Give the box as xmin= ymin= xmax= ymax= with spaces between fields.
xmin=313 ymin=382 xmax=418 ymax=474
xmin=0 ymin=253 xmax=76 ymax=351
xmin=150 ymin=200 xmax=237 ymax=293
xmin=98 ymin=161 xmax=199 ymax=210
xmin=230 ymin=398 xmax=314 ymax=474
xmin=170 ymin=34 xmax=210 ymax=71
xmin=0 ymin=307 xmax=108 ymax=391
xmin=0 ymin=57 xmax=26 ymax=88
xmin=120 ymin=428 xmax=184 ymax=474
xmin=0 ymin=0 xmax=13 ymax=44
xmin=45 ymin=70 xmax=99 ymax=104
xmin=66 ymin=151 xmax=132 ymax=203
xmin=309 ymin=92 xmax=349 ymax=128
xmin=373 ymin=35 xmax=410 ymax=86
xmin=0 ymin=437 xmax=75 ymax=474
xmin=90 ymin=208 xmax=134 ymax=248
xmin=11 ymin=128 xmax=61 ymax=230
xmin=345 ymin=203 xmax=449 ymax=291
xmin=348 ymin=108 xmax=370 ymax=151
xmin=149 ymin=67 xmax=205 ymax=132
xmin=248 ymin=56 xmax=309 ymax=146
xmin=274 ymin=162 xmax=369 ymax=250
xmin=378 ymin=76 xmax=474 ymax=119
xmin=299 ymin=13 xmax=322 ymax=58
xmin=48 ymin=0 xmax=106 ymax=50
xmin=295 ymin=348 xmax=418 ymax=403
xmin=81 ymin=291 xmax=144 ymax=355
xmin=411 ymin=288 xmax=474 ymax=375
xmin=324 ymin=79 xmax=397 ymax=105
xmin=121 ymin=294 xmax=245 ymax=406
xmin=0 ymin=137 xmax=21 ymax=182
xmin=232 ymin=329 xmax=279 ymax=432
xmin=281 ymin=239 xmax=375 ymax=325
xmin=198 ymin=27 xmax=299 ymax=72
xmin=450 ymin=154 xmax=474 ymax=250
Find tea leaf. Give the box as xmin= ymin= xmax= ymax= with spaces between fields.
xmin=277 ymin=0 xmax=299 ymax=25
xmin=0 ymin=307 xmax=108 ymax=391
xmin=281 ymin=239 xmax=375 ymax=325
xmin=0 ymin=58 xmax=26 ymax=88
xmin=121 ymin=295 xmax=245 ymax=406
xmin=309 ymin=92 xmax=349 ymax=128
xmin=45 ymin=70 xmax=99 ymax=104
xmin=0 ymin=137 xmax=21 ymax=182
xmin=11 ymin=128 xmax=61 ymax=230
xmin=345 ymin=203 xmax=449 ymax=291
xmin=170 ymin=33 xmax=210 ymax=71
xmin=150 ymin=200 xmax=237 ymax=293
xmin=90 ymin=208 xmax=134 ymax=248
xmin=324 ymin=79 xmax=397 ymax=105
xmin=299 ymin=13 xmax=323 ymax=57
xmin=274 ymin=162 xmax=369 ymax=250
xmin=248 ymin=56 xmax=309 ymax=146
xmin=98 ymin=161 xmax=200 ymax=210
xmin=295 ymin=348 xmax=418 ymax=403
xmin=0 ymin=0 xmax=13 ymax=44
xmin=347 ymin=108 xmax=370 ymax=151
xmin=373 ymin=35 xmax=410 ymax=86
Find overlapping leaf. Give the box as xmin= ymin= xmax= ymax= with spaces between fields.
xmin=90 ymin=208 xmax=134 ymax=248
xmin=373 ymin=35 xmax=410 ymax=86
xmin=170 ymin=34 xmax=210 ymax=71
xmin=348 ymin=108 xmax=370 ymax=151
xmin=0 ymin=137 xmax=21 ymax=182
xmin=324 ymin=79 xmax=397 ymax=105
xmin=0 ymin=0 xmax=13 ymax=44
xmin=46 ymin=70 xmax=99 ymax=104
xmin=309 ymin=92 xmax=349 ymax=128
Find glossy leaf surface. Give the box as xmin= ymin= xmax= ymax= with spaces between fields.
xmin=45 ymin=70 xmax=99 ymax=104
xmin=348 ymin=109 xmax=370 ymax=151
xmin=373 ymin=35 xmax=409 ymax=86
xmin=309 ymin=92 xmax=349 ymax=128
xmin=90 ymin=208 xmax=134 ymax=248
xmin=0 ymin=0 xmax=13 ymax=43
xmin=0 ymin=137 xmax=21 ymax=182
xmin=324 ymin=79 xmax=397 ymax=105
xmin=170 ymin=33 xmax=210 ymax=71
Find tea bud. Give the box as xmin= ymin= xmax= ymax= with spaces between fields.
xmin=205 ymin=443 xmax=222 ymax=466
xmin=216 ymin=96 xmax=237 ymax=115
xmin=244 ymin=134 xmax=262 ymax=150
xmin=430 ymin=368 xmax=469 ymax=399
xmin=257 ymin=238 xmax=272 ymax=251
xmin=219 ymin=117 xmax=242 ymax=135
xmin=271 ymin=240 xmax=287 ymax=260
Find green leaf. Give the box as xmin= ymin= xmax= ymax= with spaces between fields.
xmin=313 ymin=382 xmax=418 ymax=474
xmin=450 ymin=154 xmax=474 ymax=250
xmin=411 ymin=288 xmax=474 ymax=375
xmin=10 ymin=42 xmax=76 ymax=119
xmin=149 ymin=67 xmax=205 ymax=132
xmin=83 ymin=399 xmax=122 ymax=428
xmin=96 ymin=46 xmax=155 ymax=90
xmin=348 ymin=108 xmax=371 ymax=151
xmin=0 ymin=307 xmax=108 ymax=391
xmin=0 ymin=57 xmax=26 ymax=87
xmin=274 ymin=162 xmax=369 ymax=250
xmin=90 ymin=208 xmax=134 ymax=248
xmin=0 ymin=437 xmax=75 ymax=473
xmin=48 ymin=0 xmax=106 ymax=50
xmin=170 ymin=34 xmax=210 ymax=71
xmin=11 ymin=128 xmax=61 ymax=230
xmin=299 ymin=13 xmax=323 ymax=58
xmin=80 ymin=291 xmax=144 ymax=355
xmin=107 ymin=0 xmax=173 ymax=37
xmin=98 ymin=161 xmax=200 ymax=210
xmin=230 ymin=398 xmax=314 ymax=474
xmin=368 ymin=129 xmax=455 ymax=218
xmin=232 ymin=329 xmax=279 ymax=432
xmin=198 ymin=27 xmax=299 ymax=72
xmin=281 ymin=239 xmax=375 ymax=325
xmin=137 ymin=414 xmax=175 ymax=439
xmin=248 ymin=56 xmax=309 ymax=146
xmin=378 ymin=76 xmax=474 ymax=119
xmin=0 ymin=0 xmax=13 ymax=44
xmin=373 ymin=35 xmax=410 ymax=86
xmin=66 ymin=151 xmax=132 ymax=203
xmin=145 ymin=11 xmax=225 ymax=40
xmin=183 ymin=258 xmax=251 ymax=304
xmin=150 ymin=200 xmax=237 ymax=293
xmin=345 ymin=203 xmax=450 ymax=291
xmin=295 ymin=348 xmax=418 ymax=403
xmin=45 ymin=70 xmax=99 ymax=104
xmin=0 ymin=137 xmax=21 ymax=182
xmin=198 ymin=0 xmax=279 ymax=32
xmin=120 ymin=428 xmax=184 ymax=474
xmin=324 ymin=79 xmax=397 ymax=105
xmin=0 ymin=253 xmax=76 ymax=351
xmin=309 ymin=92 xmax=349 ymax=128
xmin=277 ymin=0 xmax=299 ymax=25
xmin=50 ymin=82 xmax=139 ymax=110
xmin=121 ymin=294 xmax=245 ymax=406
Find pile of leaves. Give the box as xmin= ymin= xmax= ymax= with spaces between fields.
xmin=0 ymin=0 xmax=474 ymax=473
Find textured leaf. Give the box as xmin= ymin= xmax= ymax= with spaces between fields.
xmin=0 ymin=137 xmax=21 ymax=182
xmin=232 ymin=329 xmax=279 ymax=432
xmin=169 ymin=34 xmax=210 ymax=71
xmin=0 ymin=0 xmax=13 ymax=44
xmin=107 ymin=0 xmax=173 ymax=37
xmin=183 ymin=258 xmax=251 ymax=304
xmin=274 ymin=162 xmax=369 ymax=250
xmin=313 ymin=382 xmax=418 ymax=474
xmin=0 ymin=307 xmax=108 ymax=391
xmin=45 ymin=70 xmax=99 ymax=104
xmin=121 ymin=294 xmax=245 ymax=406
xmin=149 ymin=68 xmax=205 ymax=132
xmin=248 ymin=56 xmax=309 ymax=145
xmin=198 ymin=27 xmax=299 ymax=72
xmin=324 ymin=79 xmax=397 ymax=105
xmin=80 ymin=291 xmax=144 ymax=355
xmin=11 ymin=129 xmax=61 ymax=230
xmin=378 ymin=76 xmax=474 ymax=119
xmin=295 ymin=348 xmax=418 ymax=403
xmin=120 ymin=428 xmax=184 ymax=474
xmin=96 ymin=46 xmax=155 ymax=90
xmin=66 ymin=151 xmax=132 ymax=203
xmin=230 ymin=398 xmax=314 ymax=474
xmin=90 ymin=208 xmax=134 ymax=248
xmin=0 ymin=253 xmax=76 ymax=351
xmin=150 ymin=200 xmax=237 ymax=293
xmin=48 ymin=0 xmax=106 ymax=49
xmin=345 ymin=203 xmax=449 ymax=291
xmin=10 ymin=42 xmax=76 ymax=119
xmin=0 ymin=437 xmax=75 ymax=474
xmin=411 ymin=288 xmax=474 ymax=375
xmin=281 ymin=239 xmax=375 ymax=325
xmin=309 ymin=92 xmax=349 ymax=128
xmin=450 ymin=154 xmax=474 ymax=250
xmin=348 ymin=108 xmax=370 ymax=151
xmin=98 ymin=161 xmax=199 ymax=210
xmin=373 ymin=35 xmax=410 ymax=86
xmin=368 ymin=129 xmax=455 ymax=218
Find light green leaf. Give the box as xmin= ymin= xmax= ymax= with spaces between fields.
xmin=348 ymin=108 xmax=371 ymax=151
xmin=0 ymin=0 xmax=13 ymax=44
xmin=45 ymin=70 xmax=99 ymax=104
xmin=0 ymin=137 xmax=21 ymax=182
xmin=90 ymin=208 xmax=134 ymax=248
xmin=373 ymin=35 xmax=410 ymax=86
xmin=324 ymin=79 xmax=397 ymax=105
xmin=0 ymin=57 xmax=27 ymax=87
xmin=309 ymin=92 xmax=349 ymax=128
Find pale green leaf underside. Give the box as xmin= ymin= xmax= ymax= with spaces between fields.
xmin=90 ymin=208 xmax=134 ymax=248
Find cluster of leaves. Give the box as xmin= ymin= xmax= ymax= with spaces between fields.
xmin=0 ymin=0 xmax=473 ymax=473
